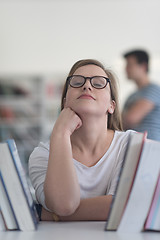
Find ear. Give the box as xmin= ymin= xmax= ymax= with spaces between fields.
xmin=108 ymin=100 xmax=116 ymax=114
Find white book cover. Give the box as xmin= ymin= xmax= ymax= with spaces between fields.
xmin=144 ymin=174 xmax=160 ymax=231
xmin=0 ymin=211 xmax=6 ymax=231
xmin=0 ymin=173 xmax=18 ymax=230
xmin=0 ymin=140 xmax=38 ymax=231
xmin=106 ymin=132 xmax=146 ymax=230
xmin=118 ymin=139 xmax=160 ymax=233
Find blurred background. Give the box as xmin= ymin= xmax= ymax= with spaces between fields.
xmin=0 ymin=0 xmax=160 ymax=172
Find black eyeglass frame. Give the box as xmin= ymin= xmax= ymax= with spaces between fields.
xmin=67 ymin=75 xmax=111 ymax=89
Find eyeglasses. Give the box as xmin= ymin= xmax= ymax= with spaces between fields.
xmin=67 ymin=75 xmax=110 ymax=89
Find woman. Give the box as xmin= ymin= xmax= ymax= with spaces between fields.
xmin=29 ymin=59 xmax=133 ymax=221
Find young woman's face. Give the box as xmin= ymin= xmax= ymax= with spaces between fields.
xmin=64 ymin=64 xmax=115 ymax=117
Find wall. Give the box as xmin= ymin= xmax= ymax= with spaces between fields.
xmin=0 ymin=0 xmax=160 ymax=106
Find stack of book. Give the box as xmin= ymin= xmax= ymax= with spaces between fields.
xmin=0 ymin=139 xmax=39 ymax=231
xmin=105 ymin=132 xmax=160 ymax=233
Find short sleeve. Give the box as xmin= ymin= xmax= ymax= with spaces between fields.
xmin=28 ymin=142 xmax=49 ymax=209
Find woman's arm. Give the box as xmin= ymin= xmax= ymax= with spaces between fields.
xmin=44 ymin=108 xmax=82 ymax=216
xmin=41 ymin=195 xmax=113 ymax=221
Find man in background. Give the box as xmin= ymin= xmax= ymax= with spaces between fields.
xmin=122 ymin=49 xmax=160 ymax=141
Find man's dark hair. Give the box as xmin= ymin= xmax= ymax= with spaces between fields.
xmin=123 ymin=49 xmax=149 ymax=72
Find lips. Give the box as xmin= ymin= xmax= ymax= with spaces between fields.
xmin=78 ymin=94 xmax=95 ymax=100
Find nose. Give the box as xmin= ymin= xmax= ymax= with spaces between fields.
xmin=82 ymin=78 xmax=92 ymax=90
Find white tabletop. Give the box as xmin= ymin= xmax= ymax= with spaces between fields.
xmin=0 ymin=221 xmax=159 ymax=240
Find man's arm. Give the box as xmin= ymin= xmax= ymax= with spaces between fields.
xmin=41 ymin=195 xmax=112 ymax=221
xmin=122 ymin=99 xmax=154 ymax=129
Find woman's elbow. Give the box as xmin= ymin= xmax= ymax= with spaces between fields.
xmin=57 ymin=198 xmax=80 ymax=216
xmin=45 ymin=197 xmax=80 ymax=216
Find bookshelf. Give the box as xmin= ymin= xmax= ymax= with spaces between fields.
xmin=0 ymin=75 xmax=63 ymax=173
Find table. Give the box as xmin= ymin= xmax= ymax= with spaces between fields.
xmin=0 ymin=221 xmax=159 ymax=240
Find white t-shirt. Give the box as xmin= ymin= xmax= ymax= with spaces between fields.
xmin=29 ymin=130 xmax=134 ymax=209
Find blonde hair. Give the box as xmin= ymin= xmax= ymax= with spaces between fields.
xmin=61 ymin=59 xmax=123 ymax=131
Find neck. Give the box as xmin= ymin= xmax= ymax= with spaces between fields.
xmin=136 ymin=74 xmax=150 ymax=89
xmin=71 ymin=115 xmax=112 ymax=154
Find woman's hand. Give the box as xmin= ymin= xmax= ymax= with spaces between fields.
xmin=52 ymin=107 xmax=82 ymax=137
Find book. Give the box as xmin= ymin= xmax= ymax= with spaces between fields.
xmin=144 ymin=173 xmax=160 ymax=231
xmin=105 ymin=131 xmax=146 ymax=231
xmin=0 ymin=210 xmax=6 ymax=231
xmin=0 ymin=173 xmax=18 ymax=230
xmin=117 ymin=138 xmax=160 ymax=232
xmin=0 ymin=139 xmax=39 ymax=231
